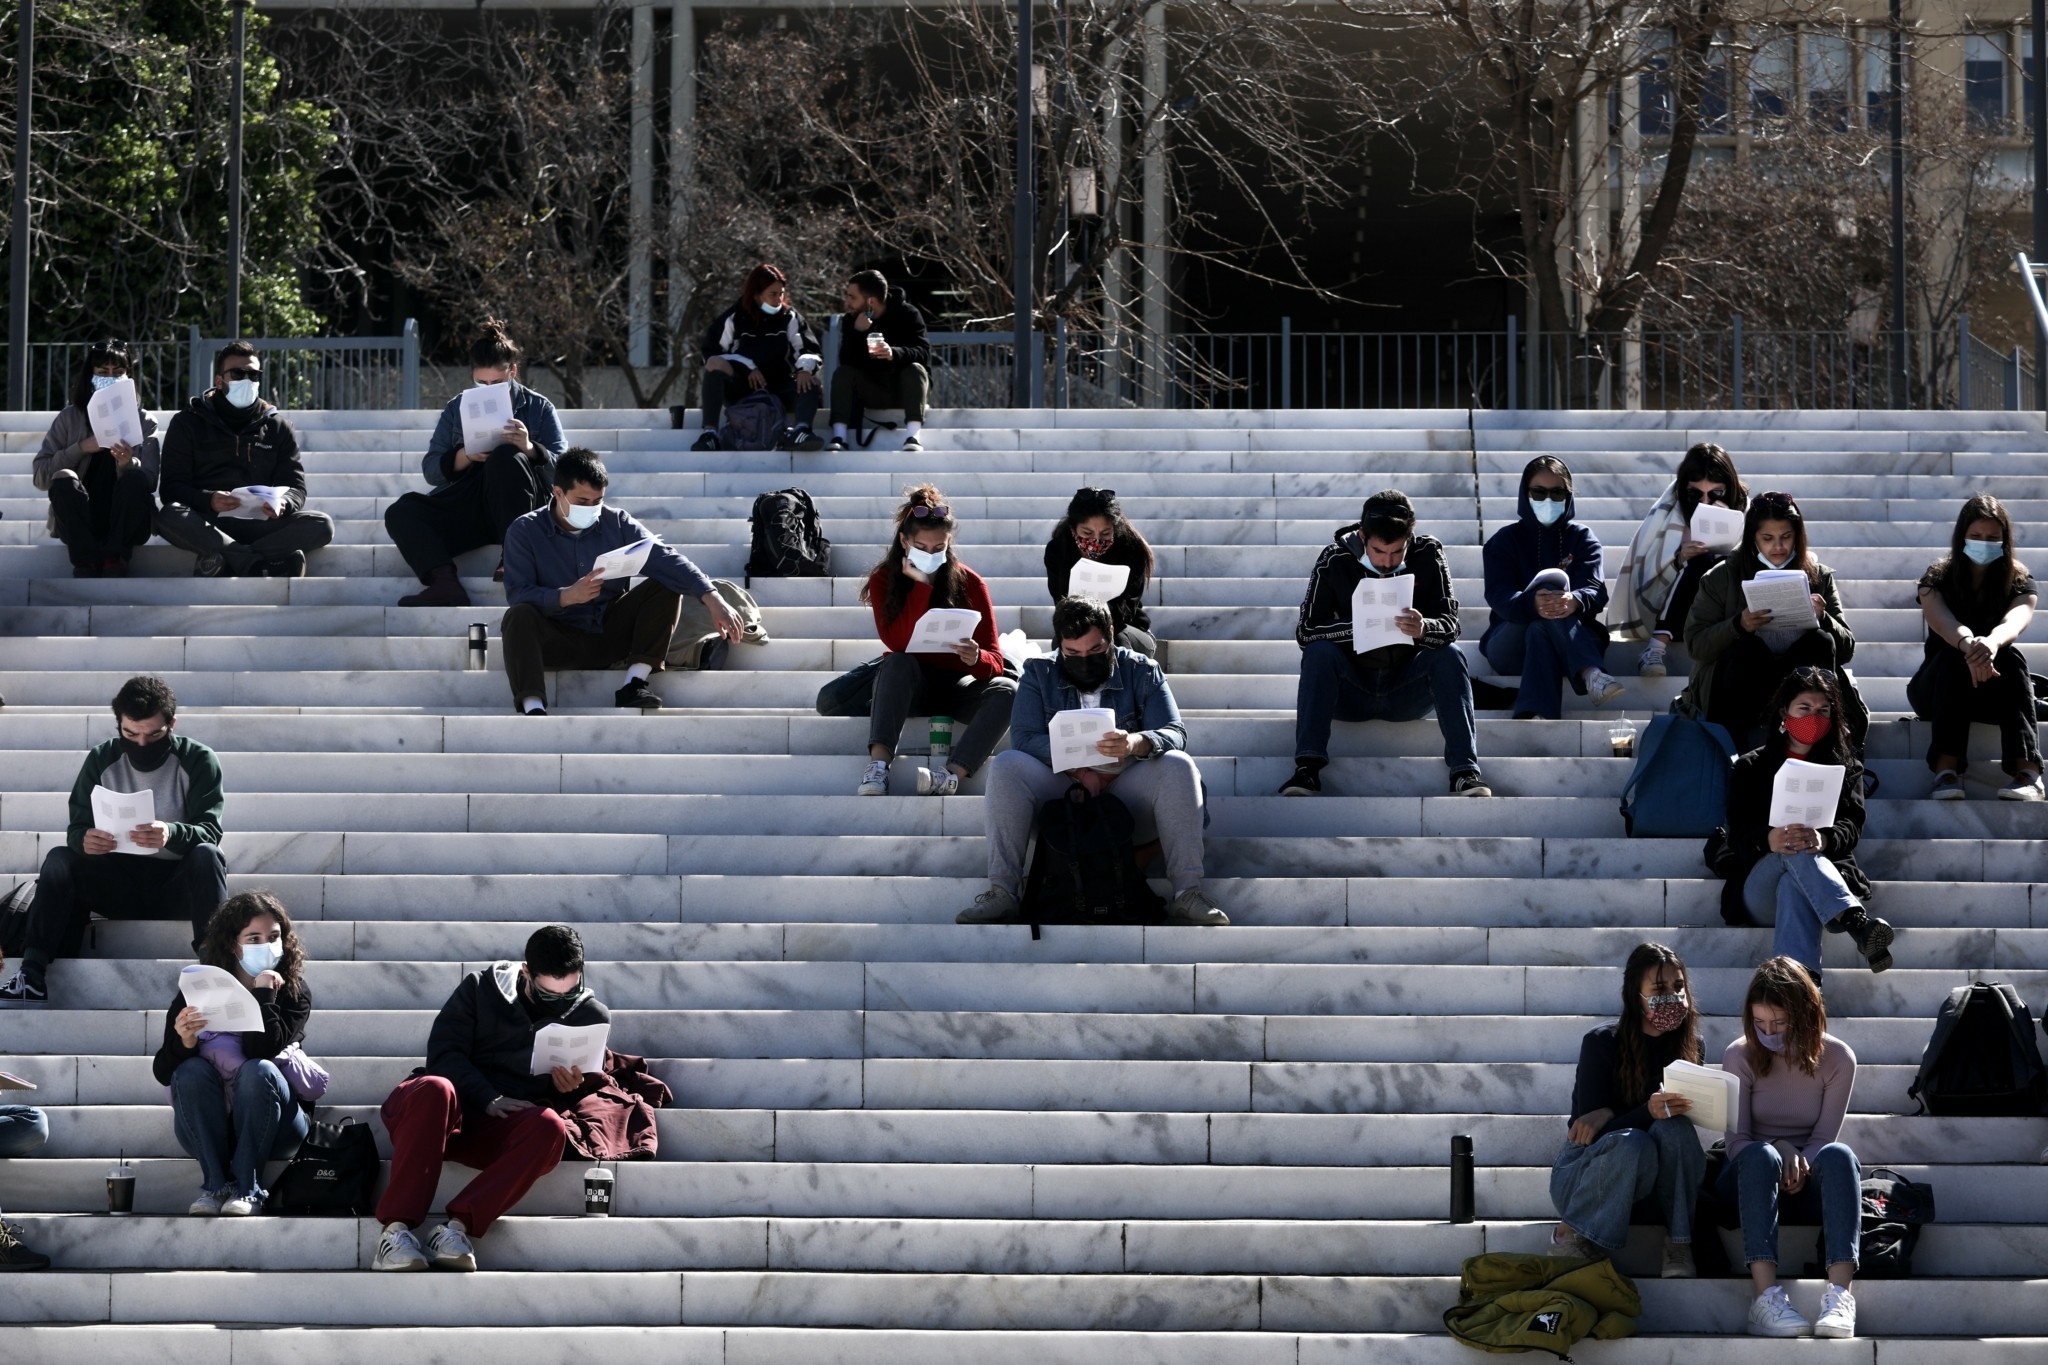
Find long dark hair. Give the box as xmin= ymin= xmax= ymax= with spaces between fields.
xmin=1763 ymin=665 xmax=1853 ymax=766
xmin=468 ymin=318 xmax=521 ymax=370
xmin=68 ymin=340 xmax=135 ymax=413
xmin=1739 ymin=490 xmax=1819 ymax=587
xmin=197 ymin=890 xmax=308 ymax=994
xmin=1934 ymin=492 xmax=2022 ymax=609
xmin=1742 ymin=956 xmax=1828 ymax=1078
xmin=861 ymin=482 xmax=964 ymax=623
xmin=1672 ymin=441 xmax=1749 ymax=513
xmin=739 ymin=262 xmax=788 ymax=313
xmin=1046 ymin=487 xmax=1154 ymax=576
xmin=1615 ymin=941 xmax=1703 ymax=1108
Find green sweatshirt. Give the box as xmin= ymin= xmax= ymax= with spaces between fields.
xmin=67 ymin=735 xmax=225 ymax=858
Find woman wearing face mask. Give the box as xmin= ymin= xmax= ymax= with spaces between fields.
xmin=31 ymin=340 xmax=161 ymax=578
xmin=1910 ymin=494 xmax=2042 ymax=801
xmin=693 ymin=262 xmax=825 ymax=452
xmin=1042 ymin=487 xmax=1158 ymax=657
xmin=1719 ymin=669 xmax=1891 ymax=974
xmin=1548 ymin=942 xmax=1707 ymax=1277
xmin=1679 ymin=491 xmax=1856 ymax=747
xmin=1480 ymin=456 xmax=1622 ymax=718
xmin=153 ymin=891 xmax=319 ymax=1218
xmin=1610 ymin=442 xmax=1750 ymax=677
xmin=1719 ymin=956 xmax=1862 ymax=1339
xmin=851 ymin=484 xmax=1016 ymax=796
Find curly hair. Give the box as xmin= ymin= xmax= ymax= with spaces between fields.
xmin=197 ymin=890 xmax=307 ymax=995
xmin=1741 ymin=956 xmax=1827 ymax=1078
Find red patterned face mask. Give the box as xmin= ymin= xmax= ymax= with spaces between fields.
xmin=1645 ymin=993 xmax=1689 ymax=1032
xmin=1784 ymin=713 xmax=1832 ymax=747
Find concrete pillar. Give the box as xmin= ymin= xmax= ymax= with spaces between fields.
xmin=1140 ymin=2 xmax=1168 ymax=407
xmin=669 ymin=2 xmax=697 ymax=336
xmin=629 ymin=3 xmax=655 ymax=367
xmin=1101 ymin=32 xmax=1130 ymax=401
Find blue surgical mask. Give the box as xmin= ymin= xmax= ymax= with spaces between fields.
xmin=225 ymin=378 xmax=260 ymax=408
xmin=1531 ymin=499 xmax=1567 ymax=526
xmin=91 ymin=374 xmax=123 ymax=393
xmin=760 ymin=302 xmax=786 ymax=315
xmin=1755 ymin=1028 xmax=1787 ymax=1053
xmin=564 ymin=501 xmax=602 ymax=531
xmin=1357 ymin=554 xmax=1401 ymax=577
xmin=1964 ymin=538 xmax=2006 ymax=566
xmin=1757 ymin=550 xmax=1792 ymax=570
xmin=239 ymin=942 xmax=282 ymax=977
xmin=906 ymin=547 xmax=949 ymax=575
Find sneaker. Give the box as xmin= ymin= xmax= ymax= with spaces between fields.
xmin=1637 ymin=639 xmax=1669 ymax=678
xmin=956 ymin=884 xmax=1020 ymax=924
xmin=1547 ymin=1223 xmax=1602 ymax=1261
xmin=1169 ymin=887 xmax=1230 ymax=927
xmin=1449 ymin=770 xmax=1492 ymax=797
xmin=373 ymin=1221 xmax=428 ymax=1272
xmin=261 ymin=550 xmax=306 ymax=579
xmin=0 ymin=1217 xmax=50 ymax=1271
xmin=1660 ymin=1239 xmax=1696 ymax=1279
xmin=188 ymin=1188 xmax=229 ymax=1216
xmin=1999 ymin=772 xmax=2046 ymax=802
xmin=1837 ymin=907 xmax=1895 ymax=973
xmin=0 ymin=969 xmax=47 ymax=1004
xmin=1929 ymin=771 xmax=1965 ymax=801
xmin=521 ymin=704 xmax=548 ymax=717
xmin=917 ymin=766 xmax=960 ymax=797
xmin=221 ymin=1191 xmax=264 ymax=1217
xmin=902 ymin=435 xmax=924 ymax=452
xmin=1747 ymin=1285 xmax=1812 ymax=1338
xmin=1583 ymin=669 xmax=1625 ymax=706
xmin=614 ymin=678 xmax=664 ymax=710
xmin=1814 ymin=1283 xmax=1857 ymax=1339
xmin=423 ymin=1220 xmax=476 ymax=1271
xmin=828 ymin=437 xmax=849 ymax=452
xmin=193 ymin=553 xmax=226 ymax=578
xmin=1278 ymin=764 xmax=1322 ymax=797
xmin=856 ymin=760 xmax=891 ymax=797
xmin=692 ymin=431 xmax=721 ymax=452
xmin=791 ymin=425 xmax=825 ymax=453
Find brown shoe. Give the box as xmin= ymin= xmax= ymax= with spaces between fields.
xmin=398 ymin=564 xmax=470 ymax=608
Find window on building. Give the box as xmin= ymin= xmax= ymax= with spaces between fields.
xmin=1750 ymin=31 xmax=1795 ymax=129
xmin=2026 ymin=28 xmax=2039 ymax=129
xmin=1806 ymin=30 xmax=1853 ymax=130
xmin=1639 ymin=30 xmax=1731 ymax=136
xmin=1967 ymin=34 xmax=2009 ymax=128
xmin=1868 ymin=31 xmax=1903 ymax=133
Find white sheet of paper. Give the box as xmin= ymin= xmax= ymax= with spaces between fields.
xmin=178 ymin=964 xmax=265 ymax=1034
xmin=86 ymin=377 xmax=146 ymax=450
xmin=216 ymin=485 xmax=284 ymax=520
xmin=1048 ymin=707 xmax=1118 ymax=773
xmin=1349 ymin=574 xmax=1416 ymax=654
xmin=1661 ymin=1059 xmax=1740 ymax=1134
xmin=1769 ymin=757 xmax=1846 ymax=830
xmin=906 ymin=608 xmax=982 ymax=654
xmin=0 ymin=1069 xmax=37 ymax=1091
xmin=593 ymin=537 xmax=653 ymax=581
xmin=1687 ymin=502 xmax=1746 ymax=552
xmin=530 ymin=1021 xmax=610 ymax=1075
xmin=1741 ymin=569 xmax=1820 ymax=632
xmin=1068 ymin=557 xmax=1131 ymax=600
xmin=91 ymin=785 xmax=156 ymax=856
xmin=459 ymin=382 xmax=515 ymax=455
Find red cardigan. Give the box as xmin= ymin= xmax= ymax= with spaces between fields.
xmin=869 ymin=565 xmax=1005 ymax=681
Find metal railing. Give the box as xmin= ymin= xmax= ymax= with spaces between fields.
xmin=188 ymin=320 xmax=419 ymax=410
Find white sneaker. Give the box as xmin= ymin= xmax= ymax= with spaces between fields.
xmin=1999 ymin=772 xmax=2045 ymax=802
xmin=423 ymin=1219 xmax=476 ymax=1271
xmin=220 ymin=1191 xmax=263 ymax=1217
xmin=856 ymin=760 xmax=890 ymax=796
xmin=1637 ymin=640 xmax=1669 ymax=678
xmin=1747 ymin=1285 xmax=1811 ymax=1338
xmin=188 ymin=1188 xmax=228 ymax=1216
xmin=1584 ymin=669 xmax=1625 ymax=706
xmin=917 ymin=766 xmax=959 ymax=796
xmin=373 ymin=1221 xmax=428 ymax=1272
xmin=1814 ymin=1283 xmax=1857 ymax=1339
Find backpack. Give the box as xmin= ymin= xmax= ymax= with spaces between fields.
xmin=1907 ymin=981 xmax=2048 ymax=1116
xmin=0 ymin=881 xmax=31 ymax=958
xmin=665 ymin=578 xmax=768 ymax=671
xmin=746 ymin=488 xmax=831 ymax=579
xmin=1618 ymin=711 xmax=1736 ymax=838
xmin=269 ymin=1116 xmax=380 ymax=1216
xmin=1020 ymin=784 xmax=1167 ymax=933
xmin=1850 ymin=1168 xmax=1936 ymax=1278
xmin=716 ymin=390 xmax=786 ymax=451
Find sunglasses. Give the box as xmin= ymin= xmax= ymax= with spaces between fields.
xmin=1527 ymin=486 xmax=1569 ymax=502
xmin=1754 ymin=491 xmax=1799 ymax=514
xmin=909 ymin=503 xmax=952 ymax=520
xmin=1791 ymin=665 xmax=1837 ymax=686
xmin=221 ymin=366 xmax=262 ymax=381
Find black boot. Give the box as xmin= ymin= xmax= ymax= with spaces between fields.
xmin=1835 ymin=907 xmax=1894 ymax=973
xmin=398 ymin=563 xmax=471 ymax=608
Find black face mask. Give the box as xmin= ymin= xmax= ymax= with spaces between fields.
xmin=526 ymin=972 xmax=582 ymax=1006
xmin=1060 ymin=652 xmax=1113 ymax=691
xmin=121 ymin=733 xmax=173 ymax=768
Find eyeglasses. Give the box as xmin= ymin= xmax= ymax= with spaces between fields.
xmin=1076 ymin=487 xmax=1117 ymax=502
xmin=909 ymin=503 xmax=951 ymax=520
xmin=1526 ymin=486 xmax=1569 ymax=502
xmin=221 ymin=366 xmax=262 ymax=381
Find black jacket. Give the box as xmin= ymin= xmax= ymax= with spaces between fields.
xmin=836 ymin=289 xmax=931 ymax=374
xmin=159 ymin=391 xmax=308 ymax=515
xmin=422 ymin=960 xmax=610 ymax=1118
xmin=1295 ymin=527 xmax=1460 ymax=671
xmin=1717 ymin=739 xmax=1872 ymax=926
xmin=1568 ymin=1021 xmax=1691 ymax=1141
xmin=702 ymin=303 xmax=822 ymax=390
xmin=151 ymin=978 xmax=313 ymax=1085
xmin=1044 ymin=533 xmax=1153 ymax=633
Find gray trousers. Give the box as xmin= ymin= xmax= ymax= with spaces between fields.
xmin=983 ymin=747 xmax=1205 ymax=897
xmin=157 ymin=502 xmax=335 ymax=569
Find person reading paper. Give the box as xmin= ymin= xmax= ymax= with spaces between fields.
xmin=1041 ymin=488 xmax=1160 ymax=656
xmin=31 ymin=340 xmax=161 ymax=578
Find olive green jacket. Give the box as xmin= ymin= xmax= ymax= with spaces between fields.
xmin=1678 ymin=556 xmax=1854 ymax=720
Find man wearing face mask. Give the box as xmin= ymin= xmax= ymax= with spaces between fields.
xmin=2 ymin=676 xmax=227 ymax=1004
xmin=959 ymin=595 xmax=1228 ymax=926
xmin=155 ymin=341 xmax=335 ymax=577
xmin=499 ymin=447 xmax=743 ymax=714
xmin=1280 ymin=490 xmax=1489 ymax=798
xmin=373 ymin=925 xmax=606 ymax=1272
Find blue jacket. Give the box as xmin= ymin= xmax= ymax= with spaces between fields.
xmin=503 ymin=503 xmax=715 ymax=633
xmin=1011 ymin=646 xmax=1187 ymax=768
xmin=422 ymin=380 xmax=566 ymax=491
xmin=1480 ymin=458 xmax=1609 ymax=652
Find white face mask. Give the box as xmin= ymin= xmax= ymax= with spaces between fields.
xmin=239 ymin=941 xmax=282 ymax=976
xmin=91 ymin=374 xmax=123 ymax=393
xmin=906 ymin=546 xmax=949 ymax=575
xmin=563 ymin=500 xmax=602 ymax=530
xmin=1357 ymin=553 xmax=1401 ymax=577
xmin=225 ymin=378 xmax=260 ymax=408
xmin=1531 ymin=498 xmax=1567 ymax=526
xmin=1756 ymin=549 xmax=1792 ymax=570
xmin=760 ymin=301 xmax=786 ymax=315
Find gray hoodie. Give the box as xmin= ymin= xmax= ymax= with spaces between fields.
xmin=32 ymin=404 xmax=162 ymax=536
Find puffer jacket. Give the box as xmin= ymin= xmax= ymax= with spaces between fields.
xmin=1443 ymin=1252 xmax=1641 ymax=1356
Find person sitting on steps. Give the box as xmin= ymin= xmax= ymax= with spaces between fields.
xmin=1481 ymin=457 xmax=1623 ymax=719
xmin=386 ymin=319 xmax=566 ymax=607
xmin=31 ymin=339 xmax=161 ymax=578
xmin=1042 ymin=487 xmax=1159 ymax=657
xmin=959 ymin=594 xmax=1227 ymax=927
xmin=693 ymin=262 xmax=825 ymax=453
xmin=827 ymin=268 xmax=930 ymax=452
xmin=1610 ymin=441 xmax=1750 ymax=678
xmin=0 ymin=1098 xmax=52 ymax=1270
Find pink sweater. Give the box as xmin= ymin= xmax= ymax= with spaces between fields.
xmin=1721 ymin=1032 xmax=1857 ymax=1162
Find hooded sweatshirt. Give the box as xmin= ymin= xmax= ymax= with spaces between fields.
xmin=1296 ymin=525 xmax=1461 ymax=671
xmin=159 ymin=390 xmax=308 ymax=515
xmin=33 ymin=404 xmax=163 ymax=536
xmin=1480 ymin=458 xmax=1609 ymax=653
xmin=421 ymin=960 xmax=611 ymax=1117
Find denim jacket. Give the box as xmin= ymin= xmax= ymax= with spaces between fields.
xmin=422 ymin=380 xmax=566 ymax=490
xmin=1011 ymin=647 xmax=1186 ymax=767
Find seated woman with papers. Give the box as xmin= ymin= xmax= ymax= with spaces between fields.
xmin=1717 ymin=669 xmax=1892 ymax=976
xmin=1679 ymin=491 xmax=1859 ymax=748
xmin=1718 ymin=957 xmax=1864 ymax=1340
xmin=31 ymin=340 xmax=161 ymax=578
xmin=152 ymin=892 xmax=319 ymax=1218
xmin=1548 ymin=942 xmax=1708 ymax=1275
xmin=1608 ymin=441 xmax=1750 ymax=678
xmin=1042 ymin=487 xmax=1159 ymax=657
xmin=843 ymin=483 xmax=1016 ymax=797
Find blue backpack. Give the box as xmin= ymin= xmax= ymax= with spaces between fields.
xmin=717 ymin=390 xmax=786 ymax=451
xmin=1618 ymin=712 xmax=1736 ymax=838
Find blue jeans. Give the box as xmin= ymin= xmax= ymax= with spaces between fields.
xmin=1482 ymin=618 xmax=1606 ymax=718
xmin=1548 ymin=1118 xmax=1707 ymax=1250
xmin=1293 ymin=638 xmax=1479 ymax=773
xmin=1717 ymin=1139 xmax=1862 ymax=1270
xmin=169 ymin=1058 xmax=309 ymax=1199
xmin=1744 ymin=852 xmax=1859 ymax=972
xmin=0 ymin=1104 xmax=49 ymax=1157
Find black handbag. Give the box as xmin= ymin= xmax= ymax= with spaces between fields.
xmin=816 ymin=656 xmax=884 ymax=717
xmin=269 ymin=1116 xmax=379 ymax=1216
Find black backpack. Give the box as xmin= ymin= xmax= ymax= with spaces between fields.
xmin=1907 ymin=982 xmax=2048 ymax=1116
xmin=1852 ymin=1168 xmax=1936 ymax=1278
xmin=746 ymin=488 xmax=830 ymax=579
xmin=270 ymin=1116 xmax=380 ymax=1216
xmin=716 ymin=390 xmax=786 ymax=451
xmin=1020 ymin=784 xmax=1166 ymax=935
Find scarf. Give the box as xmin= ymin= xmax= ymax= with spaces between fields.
xmin=1608 ymin=485 xmax=1689 ymax=642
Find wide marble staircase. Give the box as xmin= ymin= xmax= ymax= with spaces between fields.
xmin=1 ymin=406 xmax=2045 ymax=1362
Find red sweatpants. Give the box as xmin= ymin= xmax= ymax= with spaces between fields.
xmin=375 ymin=1074 xmax=567 ymax=1236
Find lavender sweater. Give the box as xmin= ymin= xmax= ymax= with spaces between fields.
xmin=1722 ymin=1032 xmax=1857 ymax=1162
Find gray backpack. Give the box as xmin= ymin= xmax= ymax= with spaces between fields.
xmin=666 ymin=578 xmax=768 ymax=670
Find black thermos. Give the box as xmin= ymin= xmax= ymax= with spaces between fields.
xmin=1449 ymin=1134 xmax=1475 ymax=1224
xmin=467 ymin=623 xmax=489 ymax=671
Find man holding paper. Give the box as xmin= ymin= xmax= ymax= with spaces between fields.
xmin=960 ymin=596 xmax=1226 ymax=926
xmin=3 ymin=676 xmax=227 ymax=1005
xmin=1281 ymin=490 xmax=1489 ymax=798
xmin=499 ymin=448 xmax=742 ymax=713
xmin=374 ymin=925 xmax=608 ymax=1273
xmin=32 ymin=340 xmax=161 ymax=577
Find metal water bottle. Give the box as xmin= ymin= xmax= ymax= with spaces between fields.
xmin=1450 ymin=1134 xmax=1475 ymax=1224
xmin=928 ymin=715 xmax=952 ymax=771
xmin=467 ymin=623 xmax=489 ymax=671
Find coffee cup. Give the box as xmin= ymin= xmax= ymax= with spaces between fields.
xmin=1608 ymin=717 xmax=1638 ymax=759
xmin=106 ymin=1165 xmax=136 ymax=1215
xmin=866 ymin=332 xmax=887 ymax=356
xmin=583 ymin=1165 xmax=614 ymax=1217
